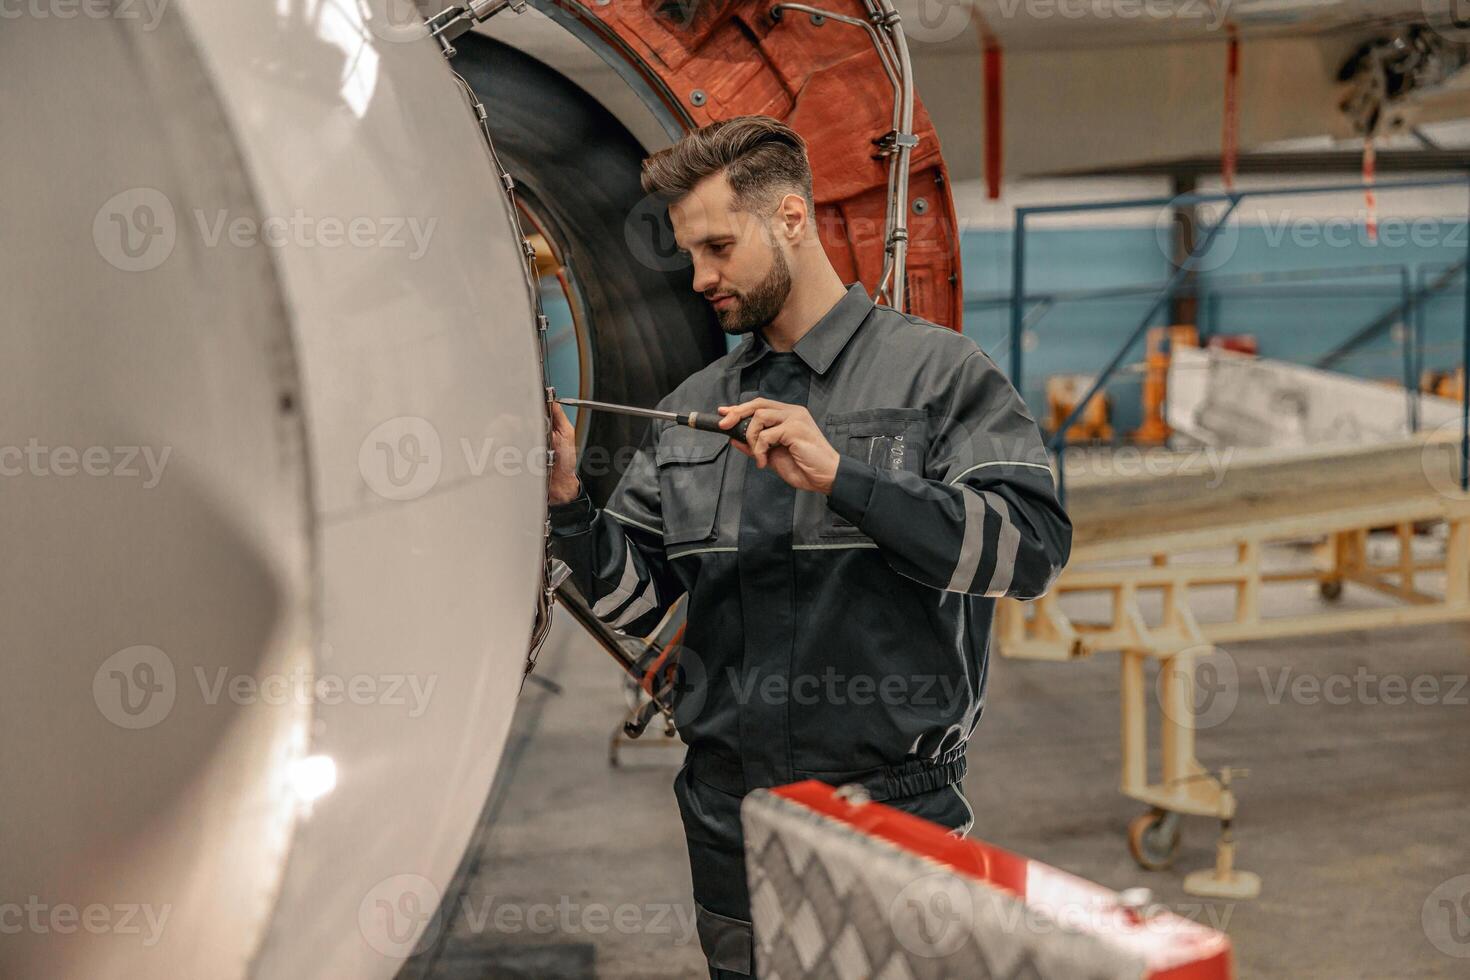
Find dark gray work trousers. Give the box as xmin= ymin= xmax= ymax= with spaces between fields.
xmin=674 ymin=762 xmax=974 ymax=978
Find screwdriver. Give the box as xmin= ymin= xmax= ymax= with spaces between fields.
xmin=556 ymin=397 xmax=750 ymax=443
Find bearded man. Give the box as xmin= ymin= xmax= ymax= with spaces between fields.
xmin=545 ymin=115 xmax=1071 ymax=978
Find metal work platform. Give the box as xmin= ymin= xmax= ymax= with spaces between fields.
xmin=996 ymin=431 xmax=1470 ymax=898
xmin=996 ymin=177 xmax=1470 ymax=899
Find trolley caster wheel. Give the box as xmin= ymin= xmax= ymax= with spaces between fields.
xmin=1318 ymin=579 xmax=1343 ymax=602
xmin=1128 ymin=808 xmax=1182 ymax=871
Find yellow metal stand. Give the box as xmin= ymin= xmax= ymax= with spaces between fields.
xmin=998 ymin=471 xmax=1470 ymax=896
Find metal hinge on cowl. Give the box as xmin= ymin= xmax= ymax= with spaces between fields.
xmin=424 ymin=0 xmax=526 ymax=58
xmin=432 ymin=9 xmax=561 ymax=685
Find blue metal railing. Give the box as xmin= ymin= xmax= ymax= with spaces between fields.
xmin=1006 ymin=177 xmax=1470 ymax=501
xmin=975 ymin=263 xmax=1419 ymax=365
xmin=1414 ymin=260 xmax=1470 ymax=402
xmin=978 ymin=265 xmax=1428 ymax=435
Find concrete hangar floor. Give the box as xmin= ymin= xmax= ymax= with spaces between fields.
xmin=401 ymin=602 xmax=1470 ymax=980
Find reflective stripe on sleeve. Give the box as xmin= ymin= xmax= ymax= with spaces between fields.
xmin=946 ymin=486 xmax=988 ymax=593
xmin=982 ymin=491 xmax=1021 ymax=597
xmin=611 ymin=584 xmax=657 ymax=629
xmin=593 ymin=542 xmax=643 ymax=618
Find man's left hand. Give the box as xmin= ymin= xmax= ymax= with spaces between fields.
xmin=717 ymin=398 xmax=841 ymax=495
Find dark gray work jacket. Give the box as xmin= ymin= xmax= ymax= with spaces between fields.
xmin=549 ymin=284 xmax=1072 ymax=800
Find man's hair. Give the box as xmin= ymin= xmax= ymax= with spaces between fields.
xmin=640 ymin=115 xmax=814 ymax=215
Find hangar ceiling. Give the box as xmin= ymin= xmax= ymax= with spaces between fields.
xmin=482 ymin=0 xmax=1470 ymax=184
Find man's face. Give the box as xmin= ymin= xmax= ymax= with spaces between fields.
xmin=669 ymin=173 xmax=792 ymax=336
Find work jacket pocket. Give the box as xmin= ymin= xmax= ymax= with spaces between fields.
xmin=656 ymin=428 xmax=728 ymax=548
xmin=821 ymin=408 xmax=929 ymax=534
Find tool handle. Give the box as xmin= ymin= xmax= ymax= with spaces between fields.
xmin=688 ymin=412 xmax=749 ymax=443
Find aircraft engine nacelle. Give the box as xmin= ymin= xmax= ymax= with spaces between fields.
xmin=0 ymin=2 xmax=546 ymax=976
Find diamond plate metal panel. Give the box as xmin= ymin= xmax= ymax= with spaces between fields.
xmin=742 ymin=790 xmax=1150 ymax=980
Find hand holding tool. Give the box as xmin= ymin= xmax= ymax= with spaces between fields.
xmin=557 ymin=397 xmax=750 ymax=443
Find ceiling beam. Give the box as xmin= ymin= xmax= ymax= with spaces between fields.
xmin=1059 ymin=149 xmax=1470 ymax=179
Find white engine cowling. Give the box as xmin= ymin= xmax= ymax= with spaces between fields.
xmin=0 ymin=2 xmax=545 ymax=977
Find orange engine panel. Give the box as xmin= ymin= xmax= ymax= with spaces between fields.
xmin=565 ymin=0 xmax=964 ymax=331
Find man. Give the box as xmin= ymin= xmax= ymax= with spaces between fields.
xmin=546 ymin=115 xmax=1071 ymax=977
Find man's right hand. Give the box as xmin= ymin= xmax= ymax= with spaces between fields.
xmin=548 ymin=401 xmax=582 ymax=506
